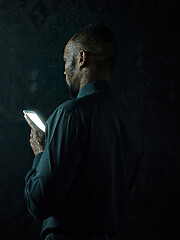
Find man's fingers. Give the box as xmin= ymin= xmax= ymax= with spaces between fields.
xmin=37 ymin=131 xmax=45 ymax=139
xmin=29 ymin=128 xmax=45 ymax=156
xmin=30 ymin=129 xmax=33 ymax=138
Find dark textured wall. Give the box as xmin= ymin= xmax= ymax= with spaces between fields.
xmin=0 ymin=0 xmax=179 ymax=239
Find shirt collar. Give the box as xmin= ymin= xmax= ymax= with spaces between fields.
xmin=77 ymin=80 xmax=113 ymax=99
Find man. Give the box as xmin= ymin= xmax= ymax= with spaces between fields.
xmin=24 ymin=24 xmax=143 ymax=240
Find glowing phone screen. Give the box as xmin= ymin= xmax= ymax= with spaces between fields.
xmin=23 ymin=110 xmax=45 ymax=132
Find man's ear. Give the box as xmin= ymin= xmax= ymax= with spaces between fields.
xmin=79 ymin=50 xmax=86 ymax=67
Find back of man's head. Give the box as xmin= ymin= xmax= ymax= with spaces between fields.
xmin=71 ymin=24 xmax=117 ymax=72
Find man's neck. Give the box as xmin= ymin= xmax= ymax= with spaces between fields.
xmin=79 ymin=72 xmax=110 ymax=90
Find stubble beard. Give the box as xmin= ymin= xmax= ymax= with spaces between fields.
xmin=67 ymin=78 xmax=79 ymax=99
xmin=65 ymin=61 xmax=80 ymax=99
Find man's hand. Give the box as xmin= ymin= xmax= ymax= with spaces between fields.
xmin=24 ymin=114 xmax=45 ymax=156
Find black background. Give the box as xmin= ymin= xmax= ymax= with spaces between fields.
xmin=0 ymin=0 xmax=179 ymax=239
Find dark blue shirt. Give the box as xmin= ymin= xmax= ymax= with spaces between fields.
xmin=24 ymin=80 xmax=143 ymax=239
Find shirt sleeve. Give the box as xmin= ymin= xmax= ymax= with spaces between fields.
xmin=24 ymin=107 xmax=86 ymax=221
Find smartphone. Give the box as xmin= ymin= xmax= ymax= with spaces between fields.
xmin=23 ymin=110 xmax=45 ymax=132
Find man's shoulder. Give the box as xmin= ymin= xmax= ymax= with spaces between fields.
xmin=56 ymin=99 xmax=77 ymax=112
xmin=46 ymin=99 xmax=83 ymax=125
xmin=56 ymin=98 xmax=86 ymax=115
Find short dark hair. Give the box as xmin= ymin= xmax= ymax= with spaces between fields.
xmin=71 ymin=24 xmax=117 ymax=72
